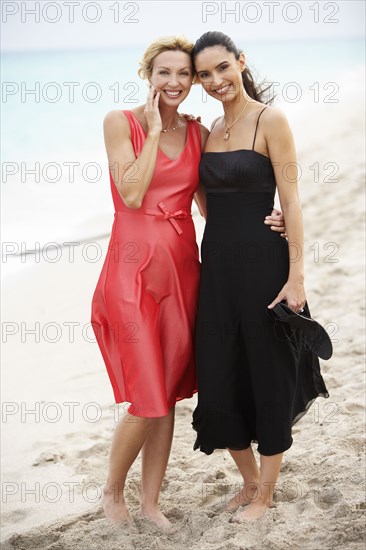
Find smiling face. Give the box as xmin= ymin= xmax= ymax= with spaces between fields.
xmin=149 ymin=50 xmax=193 ymax=105
xmin=194 ymin=45 xmax=245 ymax=102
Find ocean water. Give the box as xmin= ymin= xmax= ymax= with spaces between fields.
xmin=2 ymin=37 xmax=364 ymax=277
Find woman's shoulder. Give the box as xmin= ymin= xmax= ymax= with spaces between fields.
xmin=194 ymin=121 xmax=210 ymax=151
xmin=103 ymin=109 xmax=128 ymax=128
xmin=197 ymin=121 xmax=210 ymax=137
xmin=210 ymin=116 xmax=224 ymax=131
xmin=258 ymin=104 xmax=291 ymax=140
xmin=103 ymin=107 xmax=143 ymax=127
xmin=103 ymin=108 xmax=147 ymax=143
xmin=259 ymin=104 xmax=288 ymax=125
xmin=102 ymin=109 xmax=138 ymax=143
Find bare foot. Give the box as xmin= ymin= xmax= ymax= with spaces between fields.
xmin=138 ymin=506 xmax=175 ymax=532
xmin=224 ymin=482 xmax=259 ymax=512
xmin=102 ymin=486 xmax=132 ymax=525
xmin=232 ymin=501 xmax=270 ymax=522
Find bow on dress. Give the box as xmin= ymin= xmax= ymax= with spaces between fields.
xmin=145 ymin=201 xmax=191 ymax=235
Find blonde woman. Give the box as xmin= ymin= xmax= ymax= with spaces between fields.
xmin=91 ymin=36 xmax=285 ymax=530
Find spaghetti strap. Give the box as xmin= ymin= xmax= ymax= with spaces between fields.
xmin=210 ymin=116 xmax=221 ymax=131
xmin=252 ymin=107 xmax=268 ymax=151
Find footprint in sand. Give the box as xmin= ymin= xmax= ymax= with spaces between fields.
xmin=203 ymin=470 xmax=226 ymax=483
xmin=314 ymin=486 xmax=345 ymax=509
xmin=76 ymin=443 xmax=107 ymax=458
xmin=32 ymin=450 xmax=65 ymax=466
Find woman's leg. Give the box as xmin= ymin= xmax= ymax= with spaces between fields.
xmin=233 ymin=452 xmax=283 ymax=521
xmin=102 ymin=412 xmax=152 ymax=524
xmin=225 ymin=446 xmax=260 ymax=511
xmin=139 ymin=406 xmax=175 ymax=529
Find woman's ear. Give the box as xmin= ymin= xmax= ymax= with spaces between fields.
xmin=239 ymin=52 xmax=246 ymax=72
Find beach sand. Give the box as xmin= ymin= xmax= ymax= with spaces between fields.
xmin=1 ymin=90 xmax=365 ymax=549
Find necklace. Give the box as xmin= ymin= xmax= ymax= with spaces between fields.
xmin=161 ymin=113 xmax=182 ymax=133
xmin=223 ymin=100 xmax=250 ymax=140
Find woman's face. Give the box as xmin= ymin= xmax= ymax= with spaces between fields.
xmin=194 ymin=45 xmax=245 ymax=103
xmin=149 ymin=50 xmax=193 ymax=105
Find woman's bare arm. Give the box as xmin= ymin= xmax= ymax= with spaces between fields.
xmin=104 ymin=88 xmax=162 ymax=209
xmin=265 ymin=107 xmax=306 ymax=311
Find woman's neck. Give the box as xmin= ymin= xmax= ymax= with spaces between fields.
xmin=158 ymin=104 xmax=180 ymax=132
xmin=223 ymin=91 xmax=253 ymax=125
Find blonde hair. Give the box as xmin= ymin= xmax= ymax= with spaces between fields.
xmin=138 ymin=36 xmax=194 ymax=80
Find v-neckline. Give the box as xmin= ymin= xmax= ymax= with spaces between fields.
xmin=127 ymin=110 xmax=190 ymax=162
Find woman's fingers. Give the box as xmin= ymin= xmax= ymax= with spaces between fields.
xmin=153 ymin=91 xmax=160 ymax=109
xmin=267 ymin=222 xmax=286 ymax=232
xmin=182 ymin=113 xmax=195 ymax=120
xmin=265 ymin=217 xmax=285 ymax=227
xmin=287 ymin=301 xmax=306 ymax=312
xmin=182 ymin=113 xmax=202 ymax=122
xmin=268 ymin=297 xmax=303 ymax=312
xmin=269 ymin=208 xmax=283 ymax=219
xmin=267 ymin=293 xmax=284 ymax=309
xmin=266 ymin=209 xmax=285 ymax=230
xmin=271 ymin=208 xmax=281 ymax=216
xmin=146 ymin=85 xmax=156 ymax=109
xmin=144 ymin=87 xmax=162 ymax=134
xmin=264 ymin=214 xmax=286 ymax=233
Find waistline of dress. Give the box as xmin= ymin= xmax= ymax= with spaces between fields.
xmin=114 ymin=201 xmax=192 ymax=236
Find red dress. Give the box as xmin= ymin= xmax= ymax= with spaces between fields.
xmin=91 ymin=110 xmax=202 ymax=417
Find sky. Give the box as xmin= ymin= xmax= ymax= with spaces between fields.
xmin=1 ymin=0 xmax=365 ymax=52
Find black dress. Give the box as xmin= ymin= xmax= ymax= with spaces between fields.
xmin=192 ymin=107 xmax=329 ymax=456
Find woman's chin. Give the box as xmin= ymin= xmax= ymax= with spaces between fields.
xmin=209 ymin=92 xmax=233 ymax=103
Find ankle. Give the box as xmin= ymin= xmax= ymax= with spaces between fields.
xmin=140 ymin=500 xmax=159 ymax=513
xmin=242 ymin=480 xmax=260 ymax=496
xmin=244 ymin=478 xmax=260 ymax=487
xmin=103 ymin=482 xmax=125 ymax=498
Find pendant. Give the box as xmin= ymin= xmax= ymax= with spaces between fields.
xmin=223 ymin=129 xmax=230 ymax=140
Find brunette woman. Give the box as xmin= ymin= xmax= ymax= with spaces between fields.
xmin=191 ymin=31 xmax=329 ymax=521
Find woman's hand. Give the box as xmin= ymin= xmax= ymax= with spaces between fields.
xmin=144 ymin=85 xmax=162 ymax=135
xmin=267 ymin=279 xmax=306 ymax=313
xmin=264 ymin=208 xmax=287 ymax=238
xmin=182 ymin=113 xmax=202 ymax=123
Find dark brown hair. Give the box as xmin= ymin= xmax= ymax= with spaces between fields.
xmin=192 ymin=31 xmax=275 ymax=105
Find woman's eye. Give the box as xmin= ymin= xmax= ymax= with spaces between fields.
xmin=199 ymin=73 xmax=209 ymax=79
xmin=159 ymin=71 xmax=189 ymax=76
xmin=219 ymin=65 xmax=228 ymax=71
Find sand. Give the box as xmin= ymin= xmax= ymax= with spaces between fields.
xmin=1 ymin=87 xmax=365 ymax=549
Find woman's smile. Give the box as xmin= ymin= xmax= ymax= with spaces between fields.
xmin=213 ymin=83 xmax=232 ymax=95
xmin=162 ymin=89 xmax=184 ymax=98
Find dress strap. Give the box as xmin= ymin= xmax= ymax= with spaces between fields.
xmin=210 ymin=116 xmax=221 ymax=131
xmin=252 ymin=106 xmax=268 ymax=150
xmin=122 ymin=110 xmax=149 ymax=157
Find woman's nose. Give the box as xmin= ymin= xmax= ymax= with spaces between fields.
xmin=168 ymin=75 xmax=179 ymax=87
xmin=211 ymin=73 xmax=224 ymax=88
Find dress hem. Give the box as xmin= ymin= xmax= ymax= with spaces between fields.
xmin=111 ymin=388 xmax=199 ymax=418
